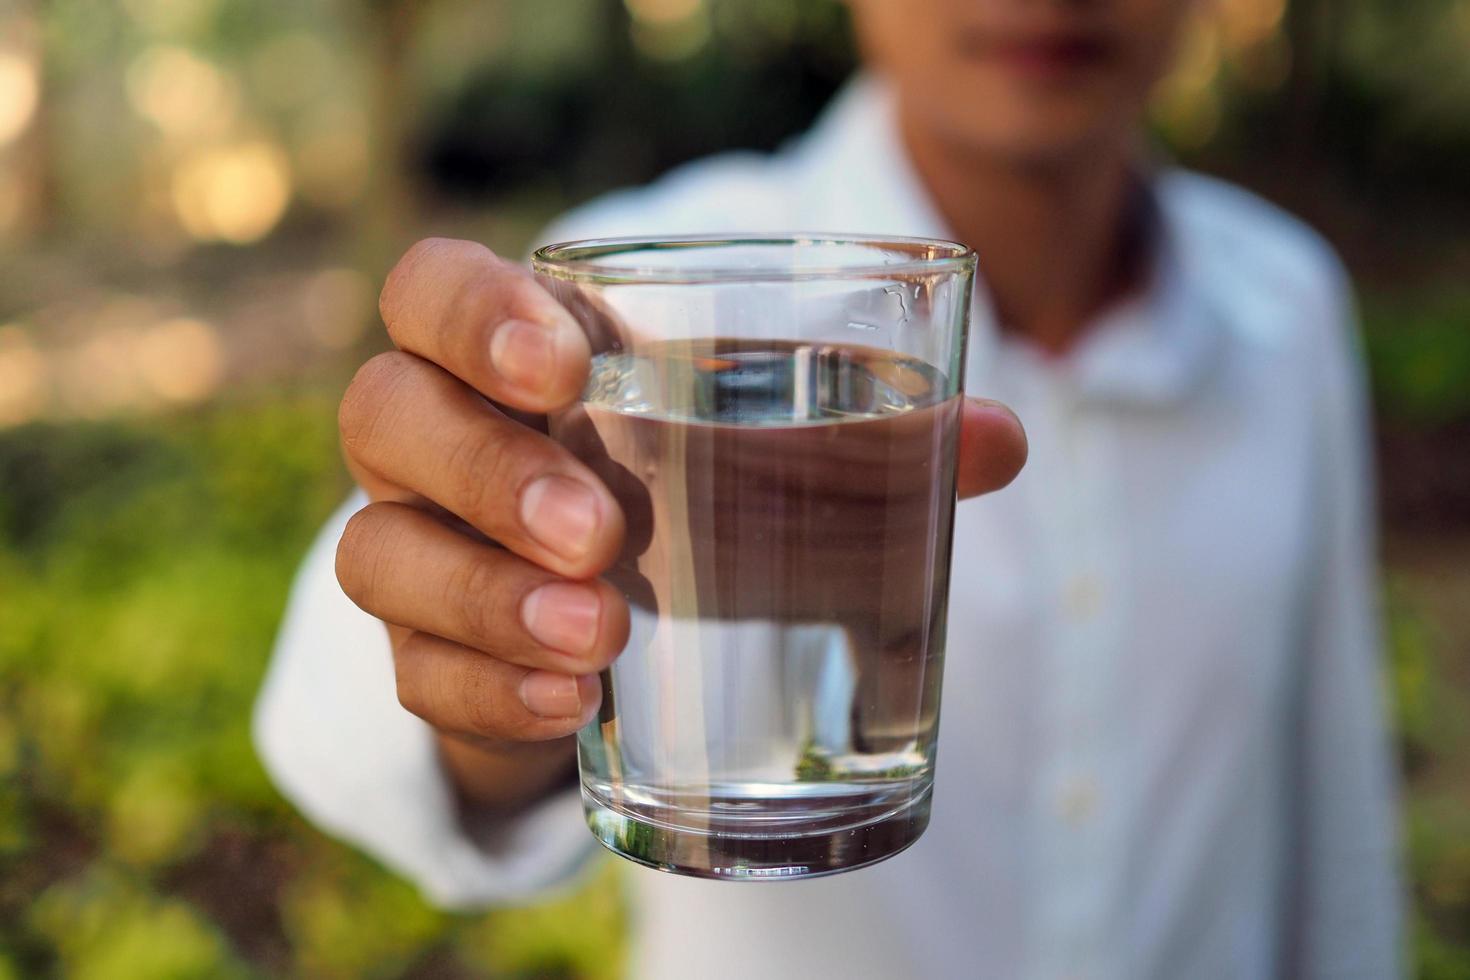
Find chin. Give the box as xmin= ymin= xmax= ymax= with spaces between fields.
xmin=936 ymin=92 xmax=1136 ymax=170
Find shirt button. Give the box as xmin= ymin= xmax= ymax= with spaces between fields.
xmin=1063 ymin=575 xmax=1104 ymax=620
xmin=1059 ymin=777 xmax=1098 ymax=826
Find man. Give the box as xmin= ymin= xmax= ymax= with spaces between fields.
xmin=255 ymin=1 xmax=1402 ymax=977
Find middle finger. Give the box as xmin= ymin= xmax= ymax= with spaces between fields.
xmin=339 ymin=350 xmax=625 ymax=579
xmin=336 ymin=501 xmax=631 ymax=673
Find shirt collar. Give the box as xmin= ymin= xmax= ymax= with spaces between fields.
xmin=790 ymin=73 xmax=1225 ymax=408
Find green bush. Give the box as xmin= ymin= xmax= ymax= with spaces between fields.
xmin=1362 ymin=292 xmax=1470 ymax=425
xmin=0 ymin=390 xmax=625 ymax=977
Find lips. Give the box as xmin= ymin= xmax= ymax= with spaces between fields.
xmin=959 ymin=30 xmax=1114 ymax=79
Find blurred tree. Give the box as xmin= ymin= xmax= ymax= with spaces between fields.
xmin=1283 ymin=0 xmax=1327 ymax=170
xmin=420 ymin=0 xmax=855 ymax=208
xmin=0 ymin=0 xmax=49 ymax=242
xmin=354 ymin=0 xmax=430 ymax=266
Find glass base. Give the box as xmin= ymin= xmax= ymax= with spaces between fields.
xmin=582 ymin=777 xmax=932 ymax=880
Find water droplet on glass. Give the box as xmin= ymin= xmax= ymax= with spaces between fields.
xmin=846 ymin=320 xmax=879 ymax=332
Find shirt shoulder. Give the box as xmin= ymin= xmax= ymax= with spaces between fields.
xmin=535 ymin=149 xmax=798 ymax=246
xmin=1159 ymin=170 xmax=1353 ymax=352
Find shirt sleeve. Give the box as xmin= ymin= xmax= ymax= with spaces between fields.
xmin=251 ymin=490 xmax=602 ymax=910
xmin=1287 ymin=267 xmax=1405 ymax=978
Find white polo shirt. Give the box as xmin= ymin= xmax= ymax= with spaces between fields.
xmin=254 ymin=75 xmax=1401 ymax=980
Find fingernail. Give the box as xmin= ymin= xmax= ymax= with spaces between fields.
xmin=522 ymin=583 xmax=601 ymax=657
xmin=520 ymin=476 xmax=600 ymax=561
xmin=490 ymin=318 xmax=557 ymax=390
xmin=518 ymin=671 xmax=583 ymax=718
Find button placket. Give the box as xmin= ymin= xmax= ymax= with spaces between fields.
xmin=1033 ymin=380 xmax=1121 ymax=980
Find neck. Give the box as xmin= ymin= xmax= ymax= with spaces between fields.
xmin=898 ymin=108 xmax=1148 ymax=356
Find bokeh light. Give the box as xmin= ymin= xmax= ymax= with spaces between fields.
xmin=0 ymin=325 xmax=47 ymax=427
xmin=626 ymin=0 xmax=702 ymax=26
xmin=125 ymin=46 xmax=238 ymax=140
xmin=171 ymin=142 xmax=292 ymax=244
xmin=120 ymin=0 xmax=222 ymax=37
xmin=1152 ymin=15 xmax=1224 ymax=149
xmin=301 ymin=268 xmax=375 ymax=350
xmin=0 ymin=300 xmax=233 ymax=425
xmin=0 ymin=51 xmax=39 ymax=146
xmin=134 ymin=317 xmax=224 ymax=403
xmin=1218 ymin=0 xmax=1287 ymax=51
xmin=59 ymin=329 xmax=148 ymax=419
xmin=627 ymin=0 xmax=711 ymax=60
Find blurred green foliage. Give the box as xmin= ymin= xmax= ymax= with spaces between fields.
xmin=1364 ymin=293 xmax=1470 ymax=425
xmin=0 ymin=392 xmax=626 ymax=977
xmin=31 ymin=867 xmax=252 ymax=980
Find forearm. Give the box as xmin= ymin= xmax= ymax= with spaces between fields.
xmin=436 ymin=730 xmax=579 ymax=814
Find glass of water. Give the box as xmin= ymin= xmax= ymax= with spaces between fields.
xmin=533 ymin=236 xmax=975 ymax=880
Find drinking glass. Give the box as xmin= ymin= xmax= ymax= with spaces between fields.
xmin=533 ymin=235 xmax=975 ymax=879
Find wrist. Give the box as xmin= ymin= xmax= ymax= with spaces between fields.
xmin=435 ymin=730 xmax=578 ymax=818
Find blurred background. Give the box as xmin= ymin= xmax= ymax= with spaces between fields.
xmin=0 ymin=0 xmax=1466 ymax=976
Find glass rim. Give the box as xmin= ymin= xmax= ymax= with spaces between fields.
xmin=531 ymin=233 xmax=976 ymax=285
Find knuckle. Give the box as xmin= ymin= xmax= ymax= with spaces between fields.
xmin=439 ymin=270 xmax=512 ymax=375
xmin=380 ymin=238 xmax=488 ymax=331
xmin=443 ymin=422 xmax=528 ymax=528
xmin=443 ymin=257 xmax=539 ymax=328
xmin=461 ymin=657 xmax=514 ymax=738
xmin=339 ymin=351 xmax=416 ymax=452
xmin=443 ymin=261 xmax=504 ymax=334
xmin=494 ymin=271 xmax=549 ymax=316
xmin=380 ymin=239 xmax=440 ymax=328
xmin=432 ymin=254 xmax=556 ymax=382
xmin=451 ymin=553 xmax=511 ymax=648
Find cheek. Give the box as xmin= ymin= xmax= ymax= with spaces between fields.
xmin=856 ymin=2 xmax=958 ymax=80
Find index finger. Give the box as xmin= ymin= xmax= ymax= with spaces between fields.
xmin=957 ymin=398 xmax=1028 ymax=499
xmin=379 ymin=238 xmax=591 ymax=413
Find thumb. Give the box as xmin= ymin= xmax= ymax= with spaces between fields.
xmin=956 ymin=398 xmax=1027 ymax=499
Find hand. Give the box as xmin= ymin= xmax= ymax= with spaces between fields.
xmin=334 ymin=238 xmax=1028 ymax=811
